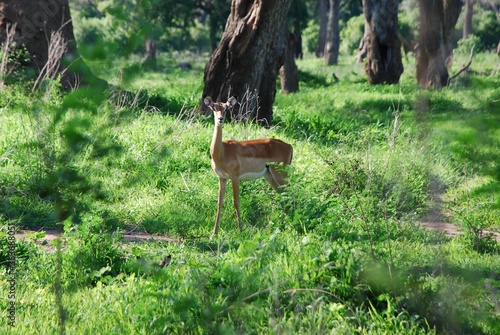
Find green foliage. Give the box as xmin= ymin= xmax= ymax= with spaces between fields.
xmin=340 ymin=14 xmax=364 ymax=56
xmin=302 ymin=20 xmax=320 ymax=55
xmin=398 ymin=0 xmax=420 ymax=37
xmin=456 ymin=34 xmax=481 ymax=56
xmin=471 ymin=5 xmax=500 ymax=51
xmin=0 ymin=43 xmax=36 ymax=86
xmin=71 ymin=0 xmax=212 ymax=57
xmin=288 ymin=0 xmax=310 ymax=31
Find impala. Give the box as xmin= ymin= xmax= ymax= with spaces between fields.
xmin=204 ymin=96 xmax=293 ymax=237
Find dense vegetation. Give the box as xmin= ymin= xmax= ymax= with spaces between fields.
xmin=1 ymin=45 xmax=500 ymax=334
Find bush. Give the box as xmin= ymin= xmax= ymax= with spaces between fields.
xmin=472 ymin=7 xmax=500 ymax=51
xmin=456 ymin=34 xmax=481 ymax=55
xmin=340 ymin=14 xmax=364 ymax=56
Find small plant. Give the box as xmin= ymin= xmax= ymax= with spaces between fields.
xmin=0 ymin=228 xmax=37 ymax=267
xmin=0 ymin=24 xmax=33 ymax=87
xmin=62 ymin=215 xmax=126 ymax=287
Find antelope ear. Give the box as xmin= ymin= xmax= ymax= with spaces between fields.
xmin=203 ymin=96 xmax=213 ymax=107
xmin=227 ymin=96 xmax=237 ymax=106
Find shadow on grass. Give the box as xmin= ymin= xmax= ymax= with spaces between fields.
xmin=298 ymin=69 xmax=330 ymax=88
xmin=0 ymin=193 xmax=57 ymax=229
xmin=362 ymin=253 xmax=500 ymax=334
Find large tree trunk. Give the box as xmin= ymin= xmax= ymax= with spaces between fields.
xmin=362 ymin=0 xmax=403 ymax=84
xmin=202 ymin=0 xmax=292 ymax=126
xmin=324 ymin=0 xmax=340 ymax=65
xmin=416 ymin=0 xmax=463 ymax=89
xmin=0 ymin=0 xmax=105 ymax=89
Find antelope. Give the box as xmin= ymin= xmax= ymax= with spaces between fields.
xmin=204 ymin=96 xmax=293 ymax=237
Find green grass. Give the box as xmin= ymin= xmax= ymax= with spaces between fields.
xmin=1 ymin=51 xmax=499 ymax=334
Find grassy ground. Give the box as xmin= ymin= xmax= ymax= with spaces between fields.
xmin=1 ymin=51 xmax=499 ymax=334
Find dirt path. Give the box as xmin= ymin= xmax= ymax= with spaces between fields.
xmin=418 ymin=185 xmax=500 ymax=242
xmin=16 ymin=218 xmax=499 ymax=252
xmin=14 ymin=190 xmax=500 ymax=249
xmin=15 ymin=229 xmax=181 ymax=251
xmin=419 ymin=220 xmax=500 ymax=242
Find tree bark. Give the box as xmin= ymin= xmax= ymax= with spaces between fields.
xmin=416 ymin=0 xmax=463 ymax=89
xmin=356 ymin=22 xmax=370 ymax=63
xmin=0 ymin=0 xmax=105 ymax=89
xmin=362 ymin=0 xmax=403 ymax=84
xmin=324 ymin=0 xmax=340 ymax=65
xmin=202 ymin=0 xmax=292 ymax=126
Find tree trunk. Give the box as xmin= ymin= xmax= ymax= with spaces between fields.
xmin=317 ymin=0 xmax=328 ymax=57
xmin=416 ymin=0 xmax=463 ymax=89
xmin=0 ymin=0 xmax=105 ymax=89
xmin=463 ymin=0 xmax=473 ymax=39
xmin=324 ymin=0 xmax=340 ymax=65
xmin=362 ymin=0 xmax=403 ymax=84
xmin=202 ymin=0 xmax=292 ymax=126
xmin=280 ymin=30 xmax=299 ymax=94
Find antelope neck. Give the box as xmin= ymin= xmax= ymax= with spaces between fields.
xmin=211 ymin=121 xmax=224 ymax=161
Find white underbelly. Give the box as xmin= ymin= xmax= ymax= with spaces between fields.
xmin=239 ymin=168 xmax=267 ymax=181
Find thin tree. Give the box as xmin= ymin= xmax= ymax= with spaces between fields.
xmin=324 ymin=0 xmax=340 ymax=65
xmin=463 ymin=0 xmax=474 ymax=39
xmin=362 ymin=0 xmax=403 ymax=84
xmin=202 ymin=0 xmax=293 ymax=126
